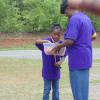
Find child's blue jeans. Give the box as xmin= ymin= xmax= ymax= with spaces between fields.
xmin=43 ymin=79 xmax=59 ymax=100
xmin=69 ymin=69 xmax=89 ymax=100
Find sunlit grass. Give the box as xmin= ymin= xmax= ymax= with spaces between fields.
xmin=0 ymin=58 xmax=99 ymax=100
xmin=0 ymin=45 xmax=37 ymax=51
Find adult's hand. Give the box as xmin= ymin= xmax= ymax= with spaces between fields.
xmin=51 ymin=46 xmax=60 ymax=55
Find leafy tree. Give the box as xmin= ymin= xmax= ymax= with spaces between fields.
xmin=0 ymin=0 xmax=99 ymax=33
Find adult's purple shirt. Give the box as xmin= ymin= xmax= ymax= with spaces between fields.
xmin=64 ymin=12 xmax=95 ymax=70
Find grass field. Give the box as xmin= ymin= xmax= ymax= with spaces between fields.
xmin=0 ymin=58 xmax=100 ymax=100
xmin=0 ymin=44 xmax=100 ymax=51
xmin=0 ymin=45 xmax=37 ymax=51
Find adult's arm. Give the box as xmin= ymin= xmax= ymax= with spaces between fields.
xmin=51 ymin=39 xmax=74 ymax=54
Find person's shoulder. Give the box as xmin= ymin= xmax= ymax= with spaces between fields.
xmin=70 ymin=12 xmax=91 ymax=23
xmin=75 ymin=12 xmax=91 ymax=20
xmin=69 ymin=14 xmax=80 ymax=25
xmin=71 ymin=12 xmax=85 ymax=19
xmin=69 ymin=13 xmax=81 ymax=22
xmin=77 ymin=12 xmax=92 ymax=24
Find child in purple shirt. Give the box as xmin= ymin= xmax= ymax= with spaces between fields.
xmin=35 ymin=24 xmax=66 ymax=100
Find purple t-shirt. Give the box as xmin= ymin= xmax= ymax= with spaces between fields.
xmin=64 ymin=12 xmax=95 ymax=70
xmin=35 ymin=37 xmax=64 ymax=80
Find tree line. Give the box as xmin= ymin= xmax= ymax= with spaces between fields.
xmin=0 ymin=0 xmax=99 ymax=33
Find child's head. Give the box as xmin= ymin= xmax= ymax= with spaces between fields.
xmin=51 ymin=23 xmax=62 ymax=42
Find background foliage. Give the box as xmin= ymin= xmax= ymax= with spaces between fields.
xmin=0 ymin=0 xmax=99 ymax=33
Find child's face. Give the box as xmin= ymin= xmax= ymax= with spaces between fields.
xmin=51 ymin=29 xmax=61 ymax=42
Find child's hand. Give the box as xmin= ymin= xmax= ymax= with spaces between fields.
xmin=55 ymin=62 xmax=61 ymax=67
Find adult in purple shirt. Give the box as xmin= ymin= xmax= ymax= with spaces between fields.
xmin=35 ymin=24 xmax=65 ymax=100
xmin=52 ymin=1 xmax=97 ymax=100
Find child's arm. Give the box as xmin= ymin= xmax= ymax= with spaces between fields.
xmin=55 ymin=56 xmax=66 ymax=67
xmin=34 ymin=39 xmax=50 ymax=51
xmin=35 ymin=39 xmax=50 ymax=44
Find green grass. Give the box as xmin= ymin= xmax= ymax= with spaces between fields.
xmin=92 ymin=40 xmax=100 ymax=48
xmin=0 ymin=45 xmax=37 ymax=51
xmin=0 ymin=58 xmax=42 ymax=100
xmin=94 ymin=59 xmax=100 ymax=62
xmin=93 ymin=44 xmax=100 ymax=48
xmin=0 ymin=43 xmax=99 ymax=51
xmin=0 ymin=58 xmax=100 ymax=100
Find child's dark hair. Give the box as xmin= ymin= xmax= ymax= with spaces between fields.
xmin=51 ymin=23 xmax=62 ymax=32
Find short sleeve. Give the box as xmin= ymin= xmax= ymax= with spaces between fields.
xmin=64 ymin=17 xmax=80 ymax=41
xmin=35 ymin=44 xmax=44 ymax=51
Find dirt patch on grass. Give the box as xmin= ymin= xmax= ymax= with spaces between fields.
xmin=0 ymin=33 xmax=48 ymax=48
xmin=0 ymin=38 xmax=35 ymax=47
